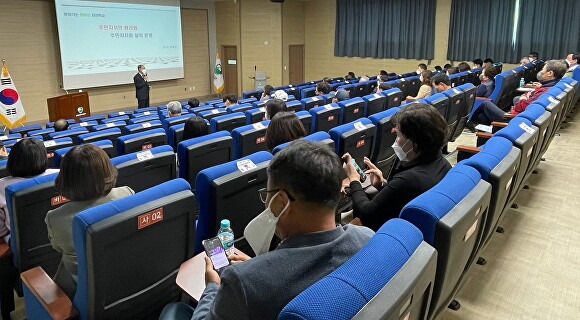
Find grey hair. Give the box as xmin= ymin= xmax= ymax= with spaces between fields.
xmin=544 ymin=60 xmax=568 ymax=79
xmin=167 ymin=101 xmax=182 ymax=116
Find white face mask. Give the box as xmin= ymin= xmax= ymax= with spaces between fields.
xmin=392 ymin=138 xmax=411 ymax=161
xmin=243 ymin=191 xmax=289 ymax=255
xmin=416 ymin=69 xmax=421 ymax=74
xmin=142 ymin=69 xmax=147 ymax=75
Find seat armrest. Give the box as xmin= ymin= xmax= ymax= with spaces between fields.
xmin=475 ymin=97 xmax=490 ymax=101
xmin=476 ymin=132 xmax=493 ymax=139
xmin=503 ymin=113 xmax=515 ymax=119
xmin=491 ymin=121 xmax=509 ymax=128
xmin=456 ymin=145 xmax=482 ymax=162
xmin=20 ymin=267 xmax=79 ymax=320
xmin=0 ymin=242 xmax=10 ymax=258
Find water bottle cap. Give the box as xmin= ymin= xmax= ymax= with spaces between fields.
xmin=220 ymin=219 xmax=230 ymax=229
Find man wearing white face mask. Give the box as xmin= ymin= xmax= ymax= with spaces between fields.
xmin=133 ymin=64 xmax=150 ymax=108
xmin=343 ymin=104 xmax=451 ymax=231
xmin=160 ymin=140 xmax=374 ymax=320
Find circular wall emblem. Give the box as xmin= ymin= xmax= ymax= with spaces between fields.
xmin=77 ymin=106 xmax=84 ymax=113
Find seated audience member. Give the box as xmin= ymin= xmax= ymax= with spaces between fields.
xmin=53 ymin=119 xmax=69 ymax=132
xmin=359 ymin=75 xmax=370 ymax=82
xmin=457 ymin=62 xmax=471 ymax=72
xmin=344 ymin=104 xmax=451 ymax=231
xmin=182 ymin=116 xmax=209 ymax=141
xmin=471 ymin=60 xmax=567 ymax=125
xmin=484 ymin=58 xmax=494 ymax=65
xmin=160 ymin=140 xmax=374 ymax=320
xmin=0 ymin=142 xmax=7 ymax=160
xmin=443 ymin=63 xmax=452 ymax=70
xmin=167 ymin=101 xmax=182 ymax=117
xmin=315 ymin=81 xmax=330 ymax=96
xmin=379 ymin=69 xmax=388 ymax=77
xmin=520 ymin=56 xmax=530 ymax=66
xmin=261 ymin=85 xmax=274 ymax=101
xmin=529 ymin=52 xmax=539 ymax=62
xmin=271 ymin=90 xmax=289 ymax=101
xmin=265 ymin=112 xmax=307 ymax=151
xmin=322 ymin=77 xmax=332 ymax=83
xmin=565 ymin=53 xmax=578 ymax=77
xmin=434 ymin=65 xmax=443 ymax=71
xmin=476 ymin=64 xmax=499 ymax=98
xmin=265 ymin=99 xmax=287 ymax=120
xmin=375 ymin=82 xmax=391 ymax=94
xmin=347 ymin=71 xmax=356 ymax=78
xmin=331 ymin=89 xmax=350 ymax=103
xmin=446 ymin=67 xmax=458 ymax=75
xmin=0 ymin=138 xmax=59 ymax=243
xmin=223 ymin=94 xmax=238 ymax=108
xmin=472 ymin=59 xmax=484 ymax=69
xmin=417 ymin=63 xmax=428 ymax=74
xmin=45 ymin=144 xmax=134 ymax=298
xmin=187 ymin=98 xmax=200 ymax=109
xmin=432 ymin=73 xmax=452 ymax=93
xmin=372 ymin=75 xmax=389 ymax=93
xmin=406 ymin=70 xmax=433 ymax=101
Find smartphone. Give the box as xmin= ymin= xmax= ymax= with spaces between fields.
xmin=202 ymin=237 xmax=230 ymax=273
xmin=351 ymin=159 xmax=367 ymax=182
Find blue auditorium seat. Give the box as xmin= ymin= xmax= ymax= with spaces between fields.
xmin=48 ymin=128 xmax=89 ymax=144
xmin=9 ymin=124 xmax=42 ymax=136
xmin=242 ymin=90 xmax=263 ymax=100
xmin=300 ymin=96 xmax=326 ymax=111
xmin=295 ymin=110 xmax=313 ymax=134
xmin=285 ymin=100 xmax=303 ymax=113
xmin=362 ymin=93 xmax=386 ymax=116
xmin=27 ymin=128 xmax=55 ymax=140
xmin=279 ymin=219 xmax=436 ymax=320
xmin=380 ymin=87 xmax=403 ymax=109
xmin=231 ymin=120 xmax=269 ymax=159
xmin=124 ymin=120 xmax=163 ymax=134
xmin=101 ymin=115 xmax=129 ymax=124
xmin=194 ymin=151 xmax=272 ymax=254
xmin=251 ymin=100 xmax=268 ymax=110
xmin=272 ymin=131 xmax=335 ymax=155
xmin=0 ymin=133 xmax=21 ymax=142
xmin=162 ymin=114 xmax=191 ymax=131
xmin=177 ymin=131 xmax=233 ymax=190
xmin=77 ymin=128 xmax=122 ymax=152
xmin=516 ymin=103 xmax=553 ymax=171
xmin=79 ymin=114 xmax=106 ymax=122
xmin=450 ymin=83 xmax=476 ymax=141
xmin=300 ymin=87 xmax=316 ymax=99
xmin=309 ymin=104 xmax=340 ymax=132
xmin=368 ymin=108 xmax=400 ymax=179
xmin=227 ymin=103 xmax=254 ymax=114
xmin=107 ymin=110 xmax=133 ymax=118
xmin=111 ymin=145 xmax=176 ymax=192
xmin=69 ymin=120 xmax=98 ymax=131
xmin=91 ymin=121 xmax=126 ymax=132
xmin=199 ymin=108 xmax=227 ymax=121
xmin=53 ymin=139 xmax=115 ymax=167
xmin=245 ymin=108 xmax=266 ymax=124
xmin=44 ymin=138 xmax=74 ymax=168
xmin=400 ymin=164 xmax=492 ymax=319
xmin=210 ymin=112 xmax=246 ymax=133
xmin=440 ymin=88 xmax=464 ymax=141
xmin=338 ymin=97 xmax=366 ymax=124
xmin=46 ymin=119 xmax=75 ymax=128
xmin=238 ymin=97 xmax=257 ymax=105
xmin=192 ymin=105 xmax=214 ymax=114
xmin=116 ymin=128 xmax=167 ymax=155
xmin=21 ymin=179 xmax=196 ymax=319
xmin=328 ymin=118 xmax=375 ymax=164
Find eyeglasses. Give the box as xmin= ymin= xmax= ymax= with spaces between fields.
xmin=258 ymin=188 xmax=295 ymax=204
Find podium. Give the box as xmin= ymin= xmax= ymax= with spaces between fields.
xmin=47 ymin=92 xmax=91 ymax=122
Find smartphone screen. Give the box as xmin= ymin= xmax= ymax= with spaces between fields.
xmin=351 ymin=159 xmax=367 ymax=182
xmin=203 ymin=237 xmax=230 ymax=273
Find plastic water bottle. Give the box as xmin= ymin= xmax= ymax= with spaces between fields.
xmin=520 ymin=77 xmax=525 ymax=87
xmin=218 ymin=219 xmax=235 ymax=256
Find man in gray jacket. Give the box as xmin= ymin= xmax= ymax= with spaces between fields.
xmin=160 ymin=140 xmax=374 ymax=320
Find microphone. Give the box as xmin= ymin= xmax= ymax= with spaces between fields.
xmin=61 ymin=86 xmax=69 ymax=95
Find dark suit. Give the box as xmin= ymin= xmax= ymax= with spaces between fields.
xmin=134 ymin=73 xmax=150 ymax=108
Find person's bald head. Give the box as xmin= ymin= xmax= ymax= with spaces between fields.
xmin=54 ymin=119 xmax=69 ymax=132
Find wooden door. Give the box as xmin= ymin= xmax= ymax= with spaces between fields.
xmin=222 ymin=46 xmax=238 ymax=96
xmin=289 ymin=45 xmax=304 ymax=85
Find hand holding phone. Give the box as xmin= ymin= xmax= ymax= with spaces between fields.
xmin=202 ymin=237 xmax=230 ymax=274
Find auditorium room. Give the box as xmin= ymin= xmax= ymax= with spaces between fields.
xmin=0 ymin=0 xmax=578 ymax=319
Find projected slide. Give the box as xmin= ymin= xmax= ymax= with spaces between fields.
xmin=55 ymin=0 xmax=184 ymax=89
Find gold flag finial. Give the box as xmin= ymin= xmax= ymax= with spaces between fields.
xmin=1 ymin=60 xmax=8 ymax=78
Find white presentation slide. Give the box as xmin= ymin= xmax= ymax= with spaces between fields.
xmin=54 ymin=0 xmax=184 ymax=90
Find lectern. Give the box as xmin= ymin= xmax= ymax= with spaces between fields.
xmin=47 ymin=92 xmax=90 ymax=122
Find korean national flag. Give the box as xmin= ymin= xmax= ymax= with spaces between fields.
xmin=0 ymin=61 xmax=26 ymax=129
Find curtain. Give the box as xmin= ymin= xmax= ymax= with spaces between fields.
xmin=334 ymin=0 xmax=436 ymax=59
xmin=447 ymin=0 xmax=520 ymax=63
xmin=518 ymin=0 xmax=580 ymax=60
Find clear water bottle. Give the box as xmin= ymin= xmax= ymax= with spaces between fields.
xmin=520 ymin=77 xmax=525 ymax=87
xmin=218 ymin=219 xmax=235 ymax=256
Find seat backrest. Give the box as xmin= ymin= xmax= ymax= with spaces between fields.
xmin=451 ymin=84 xmax=476 ymax=141
xmin=328 ymin=118 xmax=375 ymax=164
xmin=128 ymin=115 xmax=159 ymax=125
xmin=111 ymin=145 xmax=176 ymax=193
xmin=108 ymin=110 xmax=133 ymax=118
xmin=516 ymin=103 xmax=552 ymax=169
xmin=295 ymin=110 xmax=313 ymax=134
xmin=227 ymin=103 xmax=254 ymax=114
xmin=79 ymin=114 xmax=106 ymax=122
xmin=53 ymin=139 xmax=115 ymax=167
xmin=242 ymin=89 xmax=263 ymax=100
xmin=282 ymin=100 xmax=301 ymax=113
xmin=72 ymin=179 xmax=196 ymax=319
xmin=272 ymin=131 xmax=335 ymax=155
xmin=48 ymin=128 xmax=89 ymax=144
xmin=459 ymin=136 xmax=520 ymax=250
xmin=400 ymin=164 xmax=492 ymax=319
xmin=91 ymin=121 xmax=127 ymax=133
xmin=278 ymin=219 xmax=435 ymax=320
xmin=116 ymin=128 xmax=167 ymax=155
xmin=162 ymin=114 xmax=191 ymax=131
xmin=46 ymin=119 xmax=76 ymax=128
xmin=301 ymin=87 xmax=316 ymax=99
xmin=421 ymin=93 xmax=450 ymax=121
xmin=199 ymin=108 xmax=227 ymax=121
xmin=362 ymin=93 xmax=387 ymax=116
xmin=238 ymin=97 xmax=257 ymax=105
xmin=124 ymin=120 xmax=163 ymax=134
xmin=69 ymin=121 xmax=99 ymax=131
xmin=0 ymin=160 xmax=8 ymax=179
xmin=28 ymin=128 xmax=55 ymax=140
xmin=381 ymin=88 xmax=403 ymax=109
xmin=309 ymin=104 xmax=341 ymax=132
xmin=300 ymin=96 xmax=326 ymax=111
xmin=368 ymin=108 xmax=400 ymax=179
xmin=101 ymin=115 xmax=129 ymax=124
xmin=210 ymin=112 xmax=246 ymax=133
xmin=6 ymin=173 xmax=64 ymax=283
xmin=338 ymin=97 xmax=366 ymax=124
xmin=77 ymin=128 xmax=122 ymax=152
xmin=231 ymin=121 xmax=269 ymax=159
xmin=43 ymin=138 xmax=74 ymax=168
xmin=245 ymin=107 xmax=266 ymax=124
xmin=252 ymin=99 xmax=268 ymax=110
xmin=177 ymin=131 xmax=234 ymax=190
xmin=9 ymin=124 xmax=42 ymax=136
xmin=194 ymin=151 xmax=272 ymax=254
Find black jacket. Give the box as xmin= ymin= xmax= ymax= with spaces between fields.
xmin=133 ymin=73 xmax=149 ymax=99
xmin=350 ymin=154 xmax=452 ymax=231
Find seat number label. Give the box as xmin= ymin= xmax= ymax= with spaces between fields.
xmin=519 ymin=122 xmax=535 ymax=134
xmin=253 ymin=122 xmax=266 ymax=130
xmin=80 ymin=122 xmax=89 ymax=127
xmin=353 ymin=121 xmax=366 ymax=131
xmin=106 ymin=122 xmax=115 ymax=128
xmin=237 ymin=159 xmax=257 ymax=173
xmin=143 ymin=111 xmax=151 ymax=115
xmin=136 ymin=150 xmax=154 ymax=161
xmin=464 ymin=219 xmax=478 ymax=242
xmin=142 ymin=122 xmax=152 ymax=128
xmin=138 ymin=207 xmax=164 ymax=230
xmin=51 ymin=195 xmax=70 ymax=206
